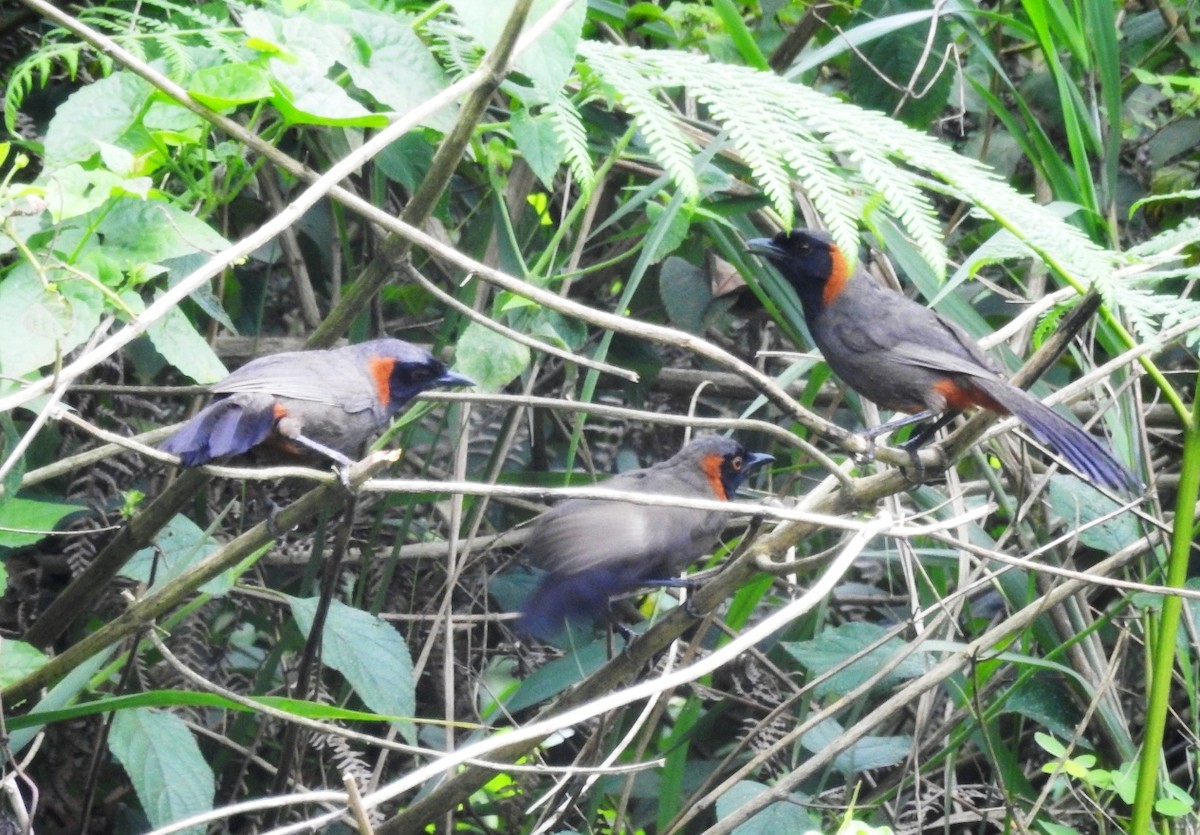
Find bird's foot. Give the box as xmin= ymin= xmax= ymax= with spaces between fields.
xmin=850 ymin=431 xmax=878 ymax=468
xmin=898 ymin=437 xmax=927 ymax=484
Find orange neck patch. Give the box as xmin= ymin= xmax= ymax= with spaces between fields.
xmin=821 ymin=244 xmax=850 ymax=308
xmin=367 ymin=356 xmax=396 ymax=407
xmin=701 ymin=454 xmax=728 ymax=501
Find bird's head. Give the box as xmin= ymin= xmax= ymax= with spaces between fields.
xmin=359 ymin=339 xmax=475 ymax=413
xmin=746 ymin=228 xmax=850 ymax=314
xmin=683 ymin=436 xmax=774 ymax=501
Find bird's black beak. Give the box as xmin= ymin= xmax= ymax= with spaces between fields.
xmin=745 ymin=452 xmax=775 ymax=470
xmin=745 ymin=237 xmax=785 ymax=260
xmin=437 ymin=369 xmax=476 ymax=388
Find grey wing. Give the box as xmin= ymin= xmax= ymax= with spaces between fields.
xmin=527 ymin=500 xmax=718 ymax=579
xmin=829 ymin=297 xmax=1003 ymax=381
xmin=214 ymin=351 xmax=377 ymax=412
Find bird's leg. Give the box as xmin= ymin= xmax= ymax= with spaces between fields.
xmin=283 ymin=432 xmax=356 ymax=489
xmin=641 ymin=576 xmax=703 ymax=617
xmin=895 ymin=411 xmax=958 ymax=483
xmin=855 ymin=410 xmax=936 ymax=466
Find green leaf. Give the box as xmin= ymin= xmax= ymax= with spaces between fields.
xmin=452 ymin=0 xmax=586 ymax=102
xmin=287 ymin=596 xmax=416 ymax=743
xmin=645 ymin=201 xmax=690 ymax=263
xmin=145 ymin=295 xmax=228 ymax=384
xmin=43 ymin=72 xmax=150 ymax=168
xmin=343 ymin=9 xmax=452 ymax=130
xmin=37 ymin=164 xmax=125 ymax=221
xmin=122 ymin=514 xmax=234 ymax=595
xmin=503 ymin=634 xmax=611 ymax=713
xmin=0 ymin=639 xmax=49 ymax=688
xmin=0 ymin=265 xmax=104 ymax=380
xmin=454 ymin=320 xmax=530 ymax=391
xmin=658 ymin=257 xmax=710 ymax=333
xmin=1046 ymin=474 xmax=1140 ymax=553
xmin=799 ymin=718 xmax=911 ymax=775
xmin=270 ymin=62 xmax=387 ymax=127
xmin=187 ymin=63 xmax=273 ymax=109
xmin=511 ymin=107 xmax=564 ymax=189
xmin=714 ymin=780 xmax=818 ymax=833
xmin=781 ymin=622 xmax=927 ymax=697
xmin=90 ymin=198 xmax=230 ymax=267
xmin=377 ymin=132 xmax=435 ymax=192
xmin=109 ymin=708 xmax=215 ymax=835
xmin=0 ymin=497 xmax=83 ymax=548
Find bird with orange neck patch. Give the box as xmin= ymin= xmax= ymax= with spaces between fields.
xmin=162 ymin=339 xmax=473 ymax=477
xmin=516 ymin=436 xmax=773 ymax=642
xmin=746 ymin=228 xmax=1137 ymax=491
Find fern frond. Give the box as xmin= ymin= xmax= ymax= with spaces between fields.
xmin=576 ymin=41 xmax=1123 ymax=285
xmin=546 ymin=92 xmax=594 ymax=194
xmin=580 ymin=46 xmax=699 ymax=199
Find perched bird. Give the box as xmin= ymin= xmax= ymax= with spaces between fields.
xmin=517 ymin=436 xmax=774 ymax=641
xmin=746 ymin=229 xmax=1137 ymax=491
xmin=161 ymin=339 xmax=473 ymax=471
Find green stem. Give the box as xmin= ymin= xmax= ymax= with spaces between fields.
xmin=1131 ymin=373 xmax=1200 ymax=832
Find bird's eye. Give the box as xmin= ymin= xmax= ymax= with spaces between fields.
xmin=409 ymin=367 xmax=433 ymax=383
xmin=731 ymin=456 xmax=743 ymax=471
xmin=797 ymin=242 xmax=812 ymax=255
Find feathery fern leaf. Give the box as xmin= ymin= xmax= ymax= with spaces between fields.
xmin=546 ymin=92 xmax=595 ymax=193
xmin=580 ymin=47 xmax=700 ymax=201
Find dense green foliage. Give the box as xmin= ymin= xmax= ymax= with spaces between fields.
xmin=1 ymin=0 xmax=1199 ymax=832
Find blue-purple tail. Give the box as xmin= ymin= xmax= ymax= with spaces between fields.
xmin=516 ymin=569 xmax=630 ymax=642
xmin=161 ymin=398 xmax=276 ymax=467
xmin=976 ymin=379 xmax=1139 ymax=491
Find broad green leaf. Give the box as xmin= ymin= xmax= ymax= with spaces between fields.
xmin=1046 ymin=474 xmax=1139 ymax=553
xmin=1005 ymin=672 xmax=1082 ymax=740
xmin=781 ymin=622 xmax=927 ymax=697
xmin=0 ymin=638 xmax=48 ymax=688
xmin=343 ymin=9 xmax=452 ymax=129
xmin=288 ymin=596 xmax=416 ymax=743
xmin=271 ymin=62 xmax=386 ymax=127
xmin=162 ymin=252 xmax=238 ymax=333
xmin=43 ymin=72 xmax=150 ymax=168
xmin=109 ymin=708 xmax=215 ymax=835
xmin=503 ymin=634 xmax=610 ymax=713
xmin=799 ymin=718 xmax=911 ymax=775
xmin=8 ymin=648 xmax=116 ymax=755
xmin=377 ymin=132 xmax=436 ymax=191
xmin=714 ymin=780 xmax=818 ymax=833
xmin=452 ymin=0 xmax=585 ymax=102
xmin=122 ymin=514 xmax=233 ymax=595
xmin=0 ymin=265 xmax=104 ymax=380
xmin=511 ymin=107 xmax=564 ymax=189
xmin=658 ymin=257 xmax=710 ymax=333
xmin=0 ymin=497 xmax=83 ymax=548
xmin=146 ymin=296 xmax=228 ymax=384
xmin=187 ymin=63 xmax=273 ymax=109
xmin=645 ymin=201 xmax=690 ymax=263
xmin=454 ymin=320 xmax=530 ymax=391
xmin=528 ymin=308 xmax=586 ymax=352
xmin=90 ymin=197 xmax=230 ymax=267
xmin=37 ymin=164 xmax=126 ymax=221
